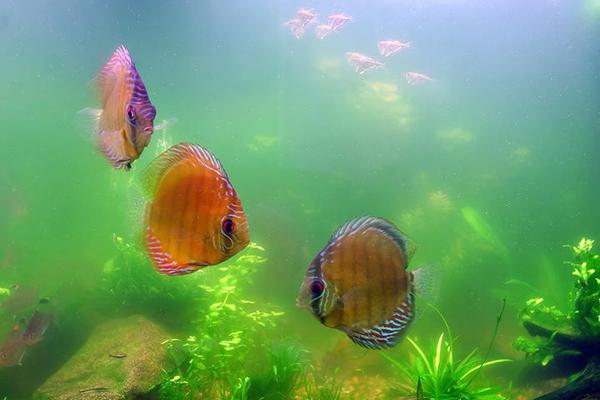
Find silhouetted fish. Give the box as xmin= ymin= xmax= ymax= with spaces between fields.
xmin=1 ymin=285 xmax=37 ymax=316
xmin=22 ymin=310 xmax=53 ymax=346
xmin=0 ymin=324 xmax=26 ymax=367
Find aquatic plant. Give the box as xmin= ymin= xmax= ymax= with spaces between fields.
xmin=302 ymin=367 xmax=343 ymax=400
xmin=98 ymin=234 xmax=205 ymax=326
xmin=246 ymin=341 xmax=309 ymax=399
xmin=159 ymin=243 xmax=289 ymax=399
xmin=515 ymin=238 xmax=600 ymax=366
xmin=384 ymin=304 xmax=510 ymax=399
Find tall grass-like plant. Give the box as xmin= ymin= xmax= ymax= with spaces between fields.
xmin=384 ymin=303 xmax=511 ymax=400
xmin=302 ymin=366 xmax=343 ymax=400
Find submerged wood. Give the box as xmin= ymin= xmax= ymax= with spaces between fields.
xmin=523 ymin=321 xmax=600 ymax=399
xmin=523 ymin=320 xmax=600 ymax=353
xmin=535 ymin=356 xmax=600 ymax=400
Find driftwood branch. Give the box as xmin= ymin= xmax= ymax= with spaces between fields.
xmin=523 ymin=320 xmax=600 ymax=353
xmin=535 ymin=356 xmax=600 ymax=400
xmin=523 ymin=321 xmax=600 ymax=399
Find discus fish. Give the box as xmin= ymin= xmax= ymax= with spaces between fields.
xmin=0 ymin=324 xmax=26 ymax=367
xmin=297 ymin=217 xmax=427 ymax=349
xmin=22 ymin=310 xmax=53 ymax=346
xmin=143 ymin=143 xmax=249 ymax=275
xmin=93 ymin=45 xmax=156 ymax=170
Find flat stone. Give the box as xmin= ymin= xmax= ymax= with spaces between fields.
xmin=34 ymin=315 xmax=170 ymax=400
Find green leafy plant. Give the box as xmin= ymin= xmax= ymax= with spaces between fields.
xmin=515 ymin=238 xmax=600 ymax=365
xmin=159 ymin=242 xmax=289 ymax=399
xmin=384 ymin=304 xmax=511 ymax=400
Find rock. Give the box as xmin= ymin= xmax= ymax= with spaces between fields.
xmin=34 ymin=315 xmax=171 ymax=400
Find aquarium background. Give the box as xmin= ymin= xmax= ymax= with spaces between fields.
xmin=0 ymin=0 xmax=599 ymax=398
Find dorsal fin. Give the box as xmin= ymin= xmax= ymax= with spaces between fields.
xmin=142 ymin=143 xmax=227 ymax=198
xmin=95 ymin=45 xmax=133 ymax=104
xmin=331 ymin=216 xmax=416 ymax=265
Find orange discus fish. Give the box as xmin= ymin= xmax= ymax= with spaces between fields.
xmin=143 ymin=143 xmax=249 ymax=275
xmin=93 ymin=45 xmax=156 ymax=170
xmin=297 ymin=217 xmax=428 ymax=349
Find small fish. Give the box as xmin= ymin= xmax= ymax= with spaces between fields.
xmin=109 ymin=352 xmax=127 ymax=358
xmin=297 ymin=217 xmax=428 ymax=349
xmin=79 ymin=387 xmax=109 ymax=393
xmin=143 ymin=143 xmax=249 ymax=275
xmin=346 ymin=52 xmax=384 ymax=75
xmin=284 ymin=18 xmax=306 ymax=39
xmin=296 ymin=8 xmax=316 ymax=26
xmin=0 ymin=324 xmax=26 ymax=367
xmin=327 ymin=13 xmax=352 ymax=31
xmin=404 ymin=71 xmax=433 ymax=86
xmin=1 ymin=284 xmax=37 ymax=316
xmin=315 ymin=24 xmax=333 ymax=40
xmin=93 ymin=45 xmax=157 ymax=170
xmin=377 ymin=40 xmax=410 ymax=57
xmin=22 ymin=310 xmax=53 ymax=346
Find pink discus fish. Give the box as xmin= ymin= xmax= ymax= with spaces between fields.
xmin=0 ymin=324 xmax=26 ymax=367
xmin=93 ymin=46 xmax=157 ymax=171
xmin=346 ymin=52 xmax=384 ymax=75
xmin=327 ymin=14 xmax=352 ymax=31
xmin=405 ymin=72 xmax=433 ymax=85
xmin=377 ymin=40 xmax=411 ymax=57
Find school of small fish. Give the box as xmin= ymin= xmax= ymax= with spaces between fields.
xmin=283 ymin=8 xmax=433 ymax=84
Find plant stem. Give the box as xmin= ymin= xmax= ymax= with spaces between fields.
xmin=465 ymin=298 xmax=506 ymax=387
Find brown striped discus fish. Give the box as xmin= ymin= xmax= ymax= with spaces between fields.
xmin=93 ymin=45 xmax=156 ymax=170
xmin=143 ymin=143 xmax=249 ymax=275
xmin=297 ymin=216 xmax=427 ymax=349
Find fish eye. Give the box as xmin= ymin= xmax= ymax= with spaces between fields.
xmin=126 ymin=106 xmax=136 ymax=123
xmin=310 ymin=280 xmax=324 ymax=296
xmin=222 ymin=218 xmax=235 ymax=235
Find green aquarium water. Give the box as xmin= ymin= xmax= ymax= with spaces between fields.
xmin=0 ymin=1 xmax=599 ymax=399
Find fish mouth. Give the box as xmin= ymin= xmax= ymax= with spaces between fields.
xmin=114 ymin=159 xmax=132 ymax=171
xmin=144 ymin=127 xmax=153 ymax=135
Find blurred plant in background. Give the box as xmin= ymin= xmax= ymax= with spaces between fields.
xmin=98 ymin=234 xmax=206 ymax=327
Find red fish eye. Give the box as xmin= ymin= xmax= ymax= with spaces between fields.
xmin=310 ymin=280 xmax=324 ymax=296
xmin=222 ymin=219 xmax=235 ymax=235
xmin=127 ymin=106 xmax=136 ymax=122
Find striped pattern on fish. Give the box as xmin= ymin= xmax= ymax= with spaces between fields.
xmin=93 ymin=45 xmax=156 ymax=170
xmin=298 ymin=216 xmax=422 ymax=350
xmin=143 ymin=143 xmax=249 ymax=275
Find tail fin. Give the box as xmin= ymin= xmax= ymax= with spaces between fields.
xmin=412 ymin=263 xmax=442 ymax=305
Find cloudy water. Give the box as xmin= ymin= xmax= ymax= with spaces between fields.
xmin=0 ymin=1 xmax=599 ymax=399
